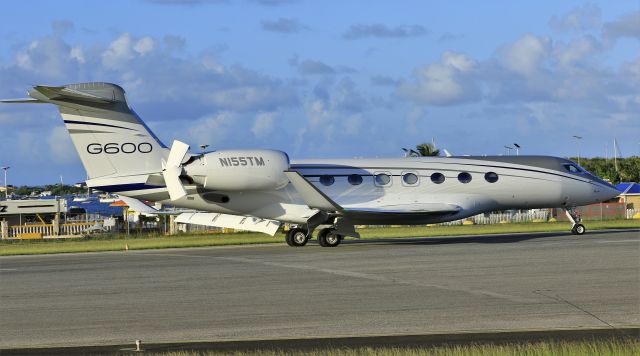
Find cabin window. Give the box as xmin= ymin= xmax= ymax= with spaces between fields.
xmin=348 ymin=174 xmax=363 ymax=185
xmin=484 ymin=172 xmax=499 ymax=183
xmin=458 ymin=172 xmax=472 ymax=183
xmin=319 ymin=175 xmax=335 ymax=186
xmin=402 ymin=173 xmax=418 ymax=185
xmin=563 ymin=164 xmax=582 ymax=173
xmin=430 ymin=172 xmax=445 ymax=184
xmin=374 ymin=173 xmax=391 ymax=186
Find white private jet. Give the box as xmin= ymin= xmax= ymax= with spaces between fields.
xmin=2 ymin=83 xmax=620 ymax=247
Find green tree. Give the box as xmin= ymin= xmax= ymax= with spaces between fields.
xmin=415 ymin=143 xmax=440 ymax=157
xmin=571 ymin=156 xmax=639 ymax=184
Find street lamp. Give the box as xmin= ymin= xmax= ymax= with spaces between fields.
xmin=1 ymin=166 xmax=9 ymax=200
xmin=572 ymin=135 xmax=583 ymax=165
xmin=504 ymin=145 xmax=513 ymax=156
xmin=513 ymin=143 xmax=521 ymax=156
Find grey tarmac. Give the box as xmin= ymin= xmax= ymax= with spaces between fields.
xmin=0 ymin=229 xmax=638 ymax=349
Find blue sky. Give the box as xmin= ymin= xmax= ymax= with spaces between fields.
xmin=0 ymin=0 xmax=638 ymax=185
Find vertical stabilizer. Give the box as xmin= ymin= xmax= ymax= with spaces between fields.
xmin=11 ymin=83 xmax=168 ymax=179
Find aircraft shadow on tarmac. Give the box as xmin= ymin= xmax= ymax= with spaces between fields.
xmin=339 ymin=229 xmax=639 ymax=246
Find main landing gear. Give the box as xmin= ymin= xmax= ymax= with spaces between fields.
xmin=564 ymin=208 xmax=586 ymax=235
xmin=317 ymin=228 xmax=342 ymax=247
xmin=284 ymin=227 xmax=343 ymax=247
xmin=285 ymin=228 xmax=309 ymax=247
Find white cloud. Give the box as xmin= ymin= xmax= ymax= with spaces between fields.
xmin=549 ymin=4 xmax=601 ymax=32
xmin=69 ymin=46 xmax=85 ymax=63
xmin=102 ymin=33 xmax=136 ymax=68
xmin=261 ymin=18 xmax=307 ymax=33
xmin=398 ymin=51 xmax=480 ymax=105
xmin=343 ymin=24 xmax=428 ymax=40
xmin=251 ymin=112 xmax=277 ymax=138
xmin=133 ymin=37 xmax=155 ymax=55
xmin=604 ymin=10 xmax=640 ymax=41
xmin=188 ymin=111 xmax=237 ymax=146
xmin=13 ymin=37 xmax=78 ymax=79
xmin=555 ymin=35 xmax=600 ymax=68
xmin=501 ymin=34 xmax=550 ymax=77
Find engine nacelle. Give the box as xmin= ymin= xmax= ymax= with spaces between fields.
xmin=184 ymin=149 xmax=290 ymax=191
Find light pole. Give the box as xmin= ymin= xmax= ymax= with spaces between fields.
xmin=1 ymin=166 xmax=9 ymax=200
xmin=513 ymin=143 xmax=520 ymax=156
xmin=504 ymin=145 xmax=513 ymax=156
xmin=572 ymin=135 xmax=582 ymax=165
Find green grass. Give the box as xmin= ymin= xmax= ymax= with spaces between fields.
xmin=1 ymin=220 xmax=638 ymax=256
xmin=119 ymin=338 xmax=639 ymax=356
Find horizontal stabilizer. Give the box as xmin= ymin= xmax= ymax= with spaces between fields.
xmin=285 ymin=171 xmax=342 ymax=212
xmin=175 ymin=212 xmax=282 ymax=236
xmin=0 ymin=98 xmax=44 ymax=104
xmin=31 ymin=85 xmax=116 ymax=103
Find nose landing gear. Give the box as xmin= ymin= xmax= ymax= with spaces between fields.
xmin=564 ymin=208 xmax=586 ymax=235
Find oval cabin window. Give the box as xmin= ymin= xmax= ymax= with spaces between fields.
xmin=431 ymin=172 xmax=445 ymax=184
xmin=458 ymin=172 xmax=472 ymax=183
xmin=319 ymin=175 xmax=335 ymax=186
xmin=375 ymin=173 xmax=391 ymax=186
xmin=402 ymin=173 xmax=418 ymax=185
xmin=484 ymin=172 xmax=499 ymax=183
xmin=348 ymin=174 xmax=363 ymax=185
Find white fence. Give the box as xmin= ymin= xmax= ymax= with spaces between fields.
xmin=442 ymin=209 xmax=640 ymax=226
xmin=4 ymin=222 xmax=115 ymax=239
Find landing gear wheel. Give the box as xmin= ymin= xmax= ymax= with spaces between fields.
xmin=318 ymin=228 xmax=341 ymax=247
xmin=286 ymin=228 xmax=309 ymax=247
xmin=571 ymin=223 xmax=586 ymax=235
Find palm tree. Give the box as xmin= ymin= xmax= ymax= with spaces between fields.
xmin=415 ymin=142 xmax=440 ymax=157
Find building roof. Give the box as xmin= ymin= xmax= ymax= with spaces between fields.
xmin=616 ymin=182 xmax=640 ymax=195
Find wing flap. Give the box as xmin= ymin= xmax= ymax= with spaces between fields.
xmin=175 ymin=212 xmax=282 ymax=236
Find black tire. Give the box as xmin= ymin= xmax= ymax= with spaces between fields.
xmin=573 ymin=224 xmax=586 ymax=235
xmin=318 ymin=228 xmax=341 ymax=247
xmin=286 ymin=228 xmax=308 ymax=247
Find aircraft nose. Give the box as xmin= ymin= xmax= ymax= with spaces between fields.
xmin=603 ymin=185 xmax=621 ymax=201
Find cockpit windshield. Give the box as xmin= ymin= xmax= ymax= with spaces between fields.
xmin=563 ymin=163 xmax=583 ymax=174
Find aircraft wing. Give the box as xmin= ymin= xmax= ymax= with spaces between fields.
xmin=285 ymin=171 xmax=342 ymax=212
xmin=285 ymin=170 xmax=461 ymax=215
xmin=174 ymin=212 xmax=282 ymax=236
